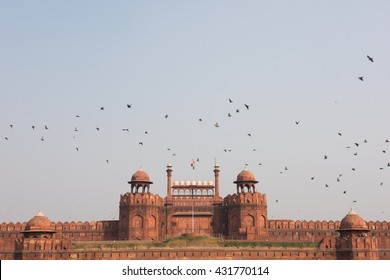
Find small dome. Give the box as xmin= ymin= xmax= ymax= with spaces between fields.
xmin=173 ymin=180 xmax=179 ymax=186
xmin=130 ymin=168 xmax=152 ymax=183
xmin=234 ymin=168 xmax=258 ymax=183
xmin=24 ymin=211 xmax=54 ymax=232
xmin=339 ymin=209 xmax=368 ymax=231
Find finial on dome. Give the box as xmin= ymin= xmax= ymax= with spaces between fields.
xmin=37 ymin=210 xmax=44 ymax=217
xmin=348 ymin=208 xmax=357 ymax=215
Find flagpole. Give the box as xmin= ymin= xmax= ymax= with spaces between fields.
xmin=192 ymin=164 xmax=195 ymax=234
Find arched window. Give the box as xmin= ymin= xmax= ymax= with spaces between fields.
xmin=149 ymin=216 xmax=157 ymax=229
xmin=132 ymin=215 xmax=143 ymax=228
xmin=243 ymin=214 xmax=254 ymax=227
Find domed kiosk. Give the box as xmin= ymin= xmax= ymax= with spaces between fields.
xmin=128 ymin=168 xmax=153 ymax=194
xmin=336 ymin=209 xmax=378 ymax=260
xmin=234 ymin=167 xmax=259 ymax=194
xmin=339 ymin=209 xmax=368 ymax=231
xmin=21 ymin=211 xmax=55 ymax=239
xmin=16 ymin=211 xmax=72 ymax=260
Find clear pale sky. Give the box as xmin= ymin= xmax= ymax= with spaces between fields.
xmin=1 ymin=1 xmax=389 ymax=223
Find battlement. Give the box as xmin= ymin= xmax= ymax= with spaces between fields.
xmin=224 ymin=192 xmax=267 ymax=205
xmin=120 ymin=192 xmax=164 ymax=206
xmin=268 ymin=220 xmax=390 ymax=231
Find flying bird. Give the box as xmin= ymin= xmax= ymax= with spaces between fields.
xmin=214 ymin=122 xmax=219 ymax=128
xmin=244 ymin=104 xmax=250 ymax=110
xmin=354 ymin=143 xmax=359 ymax=147
xmin=44 ymin=125 xmax=48 ymax=130
xmin=338 ymin=132 xmax=342 ymax=136
xmin=9 ymin=125 xmax=13 ymax=128
xmin=40 ymin=136 xmax=44 ymax=141
xmin=198 ymin=118 xmax=203 ymax=122
xmin=311 ymin=177 xmax=315 ymax=180
xmin=358 ymin=77 xmax=364 ymax=81
xmin=76 ymin=115 xmax=80 ymax=118
xmin=165 ymin=114 xmax=168 ymax=119
xmin=100 ymin=106 xmax=104 ymax=110
xmin=75 ymin=127 xmax=78 ymax=132
xmin=229 ymin=98 xmax=233 ymax=103
xmin=236 ymin=109 xmax=240 ymax=113
xmin=96 ymin=127 xmax=100 ymax=131
xmin=295 ymin=121 xmax=300 ymax=125
xmin=343 ymin=190 xmax=347 ymax=194
xmin=144 ymin=131 xmax=148 ymax=134
xmin=32 ymin=126 xmax=35 ymax=130
xmin=247 ymin=133 xmax=251 ymax=137
xmin=367 ymin=55 xmax=374 ymax=62
xmin=5 ymin=137 xmax=8 ymax=140
xmin=325 ymin=184 xmax=330 ymax=188
xmin=138 ymin=142 xmax=143 ymax=145
xmin=76 ymin=147 xmax=79 ymax=151
xmin=126 ymin=104 xmax=132 ymax=108
xmin=228 ymin=113 xmax=232 ymax=117
xmin=324 ymin=155 xmax=328 ymax=159
xmin=106 ymin=160 xmax=109 ymax=163
xmin=122 ymin=128 xmax=129 ymax=132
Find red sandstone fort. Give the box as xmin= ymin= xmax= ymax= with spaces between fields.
xmin=1 ymin=164 xmax=389 ymax=260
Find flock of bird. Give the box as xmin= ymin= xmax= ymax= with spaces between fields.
xmin=1 ymin=54 xmax=388 ymax=219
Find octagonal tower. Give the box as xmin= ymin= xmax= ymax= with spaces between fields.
xmin=224 ymin=168 xmax=268 ymax=240
xmin=118 ymin=168 xmax=164 ymax=240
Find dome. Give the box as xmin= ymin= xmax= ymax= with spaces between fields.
xmin=129 ymin=168 xmax=152 ymax=183
xmin=23 ymin=211 xmax=55 ymax=233
xmin=234 ymin=168 xmax=258 ymax=183
xmin=339 ymin=209 xmax=368 ymax=231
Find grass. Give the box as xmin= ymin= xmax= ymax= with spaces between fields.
xmin=223 ymin=241 xmax=319 ymax=249
xmin=72 ymin=236 xmax=319 ymax=250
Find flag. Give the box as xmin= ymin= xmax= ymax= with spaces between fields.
xmin=191 ymin=159 xmax=196 ymax=170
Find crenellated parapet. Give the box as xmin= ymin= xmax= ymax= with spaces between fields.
xmin=224 ymin=192 xmax=267 ymax=205
xmin=269 ymin=220 xmax=341 ymax=230
xmin=120 ymin=192 xmax=164 ymax=206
